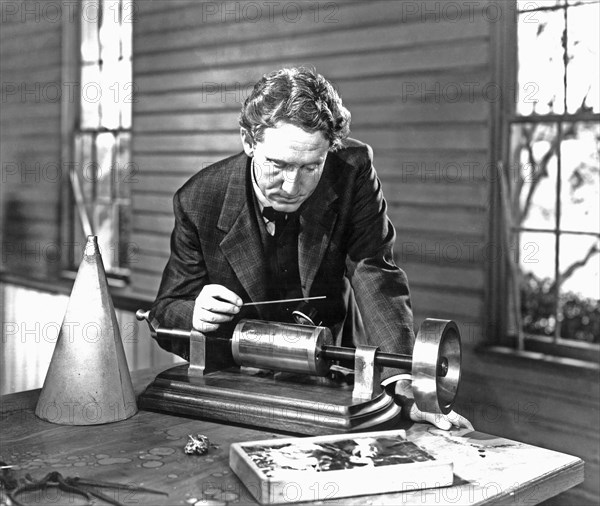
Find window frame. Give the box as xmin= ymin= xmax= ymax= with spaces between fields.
xmin=60 ymin=0 xmax=133 ymax=286
xmin=489 ymin=0 xmax=600 ymax=363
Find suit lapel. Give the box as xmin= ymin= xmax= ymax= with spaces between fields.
xmin=298 ymin=156 xmax=340 ymax=297
xmin=218 ymin=157 xmax=269 ymax=314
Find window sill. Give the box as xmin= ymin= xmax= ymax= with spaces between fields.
xmin=60 ymin=268 xmax=129 ymax=289
xmin=497 ymin=333 xmax=600 ymax=364
xmin=522 ymin=334 xmax=600 ymax=364
xmin=0 ymin=271 xmax=153 ymax=313
xmin=477 ymin=344 xmax=600 ymax=377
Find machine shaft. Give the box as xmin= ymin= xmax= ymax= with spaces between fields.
xmin=322 ymin=346 xmax=448 ymax=377
xmin=322 ymin=346 xmax=412 ymax=370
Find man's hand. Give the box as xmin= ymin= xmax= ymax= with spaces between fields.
xmin=193 ymin=284 xmax=242 ymax=333
xmin=393 ymin=377 xmax=474 ymax=431
xmin=407 ymin=403 xmax=473 ymax=431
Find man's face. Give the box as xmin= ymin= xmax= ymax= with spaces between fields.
xmin=241 ymin=122 xmax=330 ymax=213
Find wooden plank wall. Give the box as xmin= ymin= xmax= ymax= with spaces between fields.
xmin=0 ymin=2 xmax=63 ymax=278
xmin=131 ymin=0 xmax=493 ymax=338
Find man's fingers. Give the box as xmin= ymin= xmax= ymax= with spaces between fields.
xmin=192 ymin=285 xmax=242 ymax=332
xmin=409 ymin=404 xmax=472 ymax=431
xmin=447 ymin=411 xmax=474 ymax=430
xmin=194 ymin=307 xmax=235 ymax=325
xmin=430 ymin=416 xmax=453 ymax=431
xmin=417 ymin=409 xmax=452 ymax=430
xmin=196 ymin=285 xmax=242 ymax=315
xmin=409 ymin=403 xmax=451 ymax=430
xmin=203 ymin=284 xmax=243 ymax=306
xmin=198 ymin=297 xmax=240 ymax=316
xmin=192 ymin=319 xmax=219 ymax=333
xmin=193 ymin=308 xmax=233 ymax=332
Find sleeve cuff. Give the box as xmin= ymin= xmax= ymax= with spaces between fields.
xmin=381 ymin=372 xmax=412 ymax=387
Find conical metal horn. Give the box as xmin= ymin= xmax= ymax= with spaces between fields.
xmin=35 ymin=236 xmax=138 ymax=425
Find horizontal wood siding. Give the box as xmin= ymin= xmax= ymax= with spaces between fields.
xmin=131 ymin=0 xmax=494 ymax=325
xmin=0 ymin=7 xmax=63 ymax=278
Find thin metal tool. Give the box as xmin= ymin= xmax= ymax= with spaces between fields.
xmin=11 ymin=471 xmax=168 ymax=506
xmin=243 ymin=295 xmax=326 ymax=306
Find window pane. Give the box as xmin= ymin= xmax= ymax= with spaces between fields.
xmin=517 ymin=8 xmax=566 ymax=115
xmin=558 ymin=233 xmax=600 ymax=342
xmin=520 ymin=231 xmax=558 ymax=337
xmin=560 ymin=122 xmax=600 ymax=233
xmin=94 ymin=203 xmax=115 ymax=270
xmin=510 ymin=123 xmax=559 ymax=230
xmin=520 ymin=231 xmax=556 ymax=280
xmin=80 ymin=0 xmax=100 ymax=63
xmin=100 ymin=60 xmax=121 ymax=129
xmin=73 ymin=0 xmax=132 ymax=275
xmin=74 ymin=132 xmax=95 ymax=209
xmin=519 ymin=232 xmax=556 ymax=336
xmin=117 ymin=203 xmax=132 ymax=268
xmin=118 ymin=58 xmax=133 ymax=129
xmin=566 ymin=2 xmax=600 ymax=113
xmin=518 ymin=1 xmax=565 ymax=11
xmin=116 ymin=132 xmax=132 ymax=199
xmin=121 ymin=0 xmax=133 ymax=60
xmin=81 ymin=64 xmax=101 ymax=129
xmin=95 ymin=132 xmax=115 ymax=201
xmin=566 ymin=0 xmax=598 ymax=6
xmin=99 ymin=0 xmax=121 ymax=64
xmin=560 ymin=233 xmax=600 ymax=298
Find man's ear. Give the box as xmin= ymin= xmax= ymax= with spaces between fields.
xmin=240 ymin=128 xmax=254 ymax=156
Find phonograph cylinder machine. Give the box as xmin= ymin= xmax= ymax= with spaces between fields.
xmin=136 ymin=306 xmax=462 ymax=435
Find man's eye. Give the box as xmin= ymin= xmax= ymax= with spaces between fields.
xmin=304 ymin=165 xmax=318 ymax=172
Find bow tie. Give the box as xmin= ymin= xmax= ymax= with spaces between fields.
xmin=262 ymin=207 xmax=288 ymax=236
xmin=262 ymin=207 xmax=287 ymax=223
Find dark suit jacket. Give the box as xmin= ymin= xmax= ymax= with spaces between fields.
xmin=151 ymin=139 xmax=415 ymax=374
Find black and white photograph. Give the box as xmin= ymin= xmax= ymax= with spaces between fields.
xmin=1 ymin=1 xmax=598 ymax=505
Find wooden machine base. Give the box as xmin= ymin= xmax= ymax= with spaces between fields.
xmin=138 ymin=365 xmax=403 ymax=435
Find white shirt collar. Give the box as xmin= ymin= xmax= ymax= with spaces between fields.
xmin=250 ymin=159 xmax=271 ymax=213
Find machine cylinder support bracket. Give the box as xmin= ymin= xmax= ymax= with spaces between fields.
xmin=189 ymin=329 xmax=236 ymax=377
xmin=352 ymin=345 xmax=381 ymax=402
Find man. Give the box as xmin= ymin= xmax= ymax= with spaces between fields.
xmin=151 ymin=67 xmax=471 ymax=430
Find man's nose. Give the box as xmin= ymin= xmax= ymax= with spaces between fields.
xmin=281 ymin=168 xmax=301 ymax=195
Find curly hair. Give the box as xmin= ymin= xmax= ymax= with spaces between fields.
xmin=239 ymin=67 xmax=351 ymax=151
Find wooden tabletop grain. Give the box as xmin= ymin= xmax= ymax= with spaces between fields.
xmin=0 ymin=368 xmax=583 ymax=505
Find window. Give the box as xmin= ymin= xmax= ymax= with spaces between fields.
xmin=499 ymin=0 xmax=599 ymax=357
xmin=64 ymin=0 xmax=134 ymax=280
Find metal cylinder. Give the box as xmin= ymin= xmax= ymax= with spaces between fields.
xmin=412 ymin=319 xmax=461 ymax=415
xmin=232 ymin=320 xmax=333 ymax=376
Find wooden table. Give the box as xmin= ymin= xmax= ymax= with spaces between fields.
xmin=0 ymin=369 xmax=583 ymax=506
